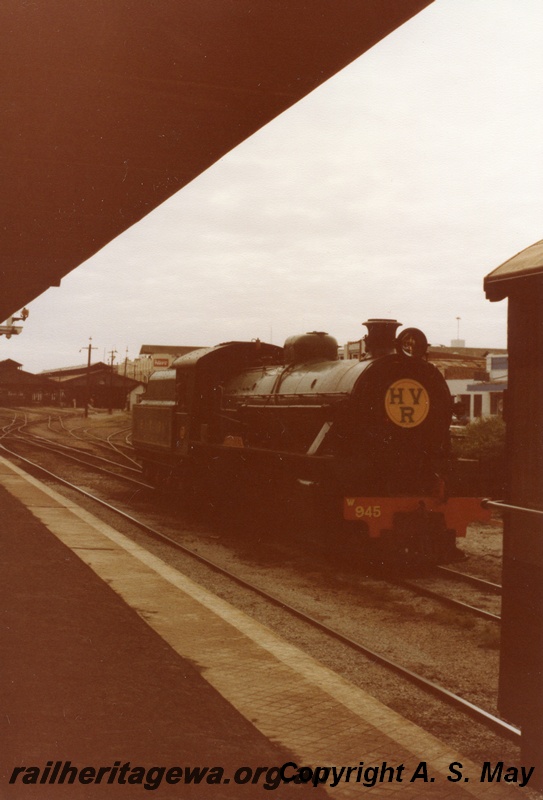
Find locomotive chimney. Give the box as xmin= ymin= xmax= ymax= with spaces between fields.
xmin=363 ymin=319 xmax=401 ymax=357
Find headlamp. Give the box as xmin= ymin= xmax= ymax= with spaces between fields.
xmin=396 ymin=327 xmax=428 ymax=358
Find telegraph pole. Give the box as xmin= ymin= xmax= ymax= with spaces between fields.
xmin=123 ymin=347 xmax=129 ymax=411
xmin=79 ymin=337 xmax=97 ymax=418
xmin=108 ymin=349 xmax=117 ymax=415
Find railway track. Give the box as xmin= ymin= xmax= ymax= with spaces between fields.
xmin=54 ymin=417 xmax=138 ymax=464
xmin=0 ymin=441 xmax=518 ymax=747
xmin=396 ymin=575 xmax=501 ymax=623
xmin=6 ymin=414 xmax=503 ymax=622
xmin=437 ymin=564 xmax=502 ymax=594
xmin=0 ymin=411 xmax=151 ymax=490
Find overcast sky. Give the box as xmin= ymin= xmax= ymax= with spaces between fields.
xmin=5 ymin=0 xmax=543 ymax=373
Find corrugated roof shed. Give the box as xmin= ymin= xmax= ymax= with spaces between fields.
xmin=428 ymin=346 xmax=507 ymax=358
xmin=41 ymin=362 xmax=110 ymax=378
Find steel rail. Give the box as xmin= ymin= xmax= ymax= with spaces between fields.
xmin=436 ymin=566 xmax=502 ymax=595
xmin=83 ymin=429 xmax=140 ymax=468
xmin=3 ymin=434 xmax=152 ymax=490
xmin=0 ymin=443 xmax=519 ymax=744
xmin=11 ymin=427 xmax=142 ymax=473
xmin=398 ymin=580 xmax=501 ymax=623
xmin=106 ymin=428 xmax=141 ymax=468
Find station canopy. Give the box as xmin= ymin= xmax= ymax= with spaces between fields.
xmin=485 ymin=239 xmax=543 ymax=301
xmin=1 ymin=0 xmax=432 ymax=323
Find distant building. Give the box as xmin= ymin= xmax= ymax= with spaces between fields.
xmin=429 ymin=346 xmax=507 ymax=422
xmin=115 ymin=345 xmax=203 ymax=383
xmin=41 ymin=362 xmax=140 ymax=410
xmin=0 ymin=359 xmax=56 ymax=405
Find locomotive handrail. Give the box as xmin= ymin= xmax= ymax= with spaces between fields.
xmin=195 ymin=441 xmax=333 ymax=460
xmin=233 ymin=392 xmax=350 ymax=400
xmin=232 ymin=394 xmax=350 ymax=408
xmin=238 ymin=401 xmax=337 ymax=409
xmin=482 ymin=499 xmax=543 ymax=517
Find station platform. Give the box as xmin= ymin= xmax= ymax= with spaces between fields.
xmin=0 ymin=456 xmax=522 ymax=799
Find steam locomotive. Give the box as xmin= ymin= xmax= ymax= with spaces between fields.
xmin=132 ymin=319 xmax=489 ymax=565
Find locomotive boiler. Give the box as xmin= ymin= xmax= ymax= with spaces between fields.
xmin=132 ymin=319 xmax=489 ymax=565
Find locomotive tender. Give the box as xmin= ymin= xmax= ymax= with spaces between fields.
xmin=132 ymin=319 xmax=489 ymax=564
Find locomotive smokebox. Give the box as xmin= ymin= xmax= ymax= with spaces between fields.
xmin=283 ymin=331 xmax=339 ymax=364
xmin=363 ymin=319 xmax=401 ymax=357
